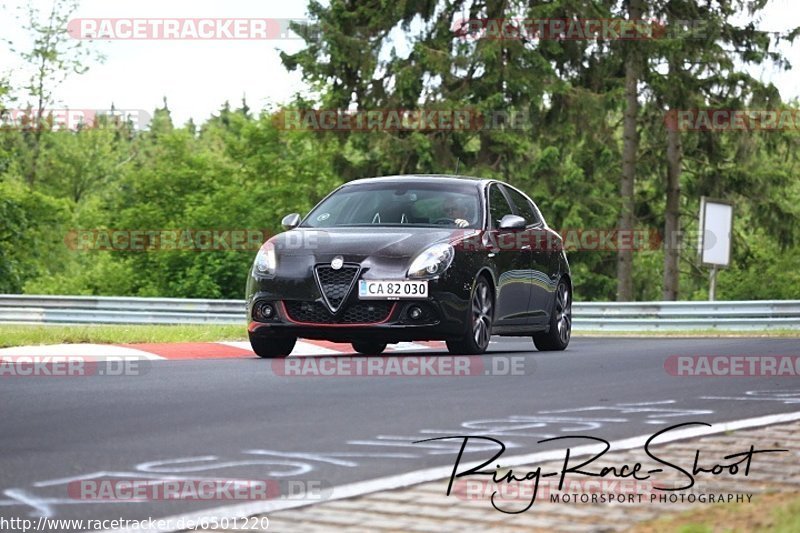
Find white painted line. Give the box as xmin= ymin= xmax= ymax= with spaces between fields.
xmin=289 ymin=341 xmax=347 ymax=356
xmin=388 ymin=342 xmax=437 ymax=352
xmin=215 ymin=341 xmax=253 ymax=351
xmin=0 ymin=344 xmax=164 ymax=360
xmin=0 ymin=339 xmax=439 ymax=363
xmin=220 ymin=340 xmax=345 ymax=356
xmin=220 ymin=340 xmax=439 ymax=356
xmin=108 ymin=409 xmax=800 ymax=533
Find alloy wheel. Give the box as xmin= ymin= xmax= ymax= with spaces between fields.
xmin=555 ymin=281 xmax=571 ymax=345
xmin=472 ymin=280 xmax=493 ymax=350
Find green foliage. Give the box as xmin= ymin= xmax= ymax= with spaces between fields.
xmin=0 ymin=178 xmax=70 ymax=292
xmin=1 ymin=103 xmax=343 ymax=299
xmin=1 ymin=1 xmax=799 ymax=301
xmin=4 ymin=94 xmax=794 ymax=300
xmin=7 ymin=0 xmax=104 ymax=186
xmin=275 ymin=0 xmax=799 ymax=301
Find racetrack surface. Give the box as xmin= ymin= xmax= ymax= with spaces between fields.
xmin=1 ymin=336 xmax=798 ymax=524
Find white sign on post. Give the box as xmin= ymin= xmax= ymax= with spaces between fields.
xmin=698 ymin=197 xmax=733 ymax=301
xmin=698 ymin=197 xmax=733 ymax=266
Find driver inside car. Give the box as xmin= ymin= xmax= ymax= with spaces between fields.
xmin=441 ymin=198 xmax=471 ymax=228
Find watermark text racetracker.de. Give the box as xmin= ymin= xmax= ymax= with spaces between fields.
xmin=457 ymin=228 xmax=715 ymax=253
xmin=454 ymin=477 xmax=655 ymax=503
xmin=63 ymin=227 xmax=723 ymax=253
xmin=453 ymin=17 xmax=663 ymax=40
xmin=64 ymin=229 xmax=310 ymax=252
xmin=272 ymin=355 xmax=531 ymax=377
xmin=452 ymin=477 xmax=754 ymax=505
xmin=69 ymin=17 xmax=314 ymax=40
xmin=0 ymin=108 xmax=151 ymax=131
xmin=66 ymin=478 xmax=330 ymax=501
xmin=451 ymin=18 xmax=768 ymax=41
xmin=456 ymin=228 xmax=661 ymax=253
xmin=68 ymin=479 xmax=279 ymax=501
xmin=64 ymin=227 xmax=708 ymax=253
xmin=665 ymin=355 xmax=800 ymax=377
xmin=0 ymin=357 xmax=148 ymax=378
xmin=664 ymin=109 xmax=800 ymax=131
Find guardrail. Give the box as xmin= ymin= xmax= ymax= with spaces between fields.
xmin=0 ymin=295 xmax=245 ymax=325
xmin=0 ymin=295 xmax=798 ymax=330
xmin=573 ymin=301 xmax=800 ymax=331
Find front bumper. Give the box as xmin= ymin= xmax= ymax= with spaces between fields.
xmin=247 ymin=279 xmax=470 ymax=343
xmin=245 ymin=251 xmax=476 ymax=343
xmin=247 ymin=293 xmax=468 ymax=342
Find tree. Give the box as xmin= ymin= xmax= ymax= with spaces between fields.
xmin=646 ymin=0 xmax=795 ymax=299
xmin=9 ymin=0 xmax=103 ymax=185
xmin=0 ymin=180 xmax=70 ymax=293
xmin=281 ymin=0 xmax=631 ymax=300
xmin=614 ymin=0 xmax=643 ymax=301
xmin=38 ymin=119 xmax=133 ymax=203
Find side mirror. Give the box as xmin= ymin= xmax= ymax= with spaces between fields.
xmin=498 ymin=214 xmax=526 ymax=230
xmin=281 ymin=213 xmax=301 ymax=230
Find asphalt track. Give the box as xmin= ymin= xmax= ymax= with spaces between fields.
xmin=1 ymin=336 xmax=799 ymax=525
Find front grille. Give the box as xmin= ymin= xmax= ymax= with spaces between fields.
xmin=284 ymin=301 xmax=393 ymax=324
xmin=314 ymin=265 xmax=359 ymax=312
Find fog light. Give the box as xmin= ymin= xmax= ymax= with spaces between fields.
xmin=254 ymin=301 xmax=275 ymax=321
xmin=409 ymin=306 xmax=423 ymax=320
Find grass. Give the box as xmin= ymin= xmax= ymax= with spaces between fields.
xmin=0 ymin=324 xmax=248 ymax=347
xmin=0 ymin=324 xmax=797 ymax=348
xmin=631 ymin=492 xmax=800 ymax=533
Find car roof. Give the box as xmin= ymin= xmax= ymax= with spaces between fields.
xmin=345 ymin=174 xmax=490 ymax=187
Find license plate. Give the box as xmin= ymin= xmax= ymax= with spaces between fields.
xmin=358 ymin=280 xmax=428 ymax=300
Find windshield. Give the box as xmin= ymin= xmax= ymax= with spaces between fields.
xmin=301 ymin=181 xmax=483 ymax=229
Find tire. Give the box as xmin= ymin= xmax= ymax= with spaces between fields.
xmin=446 ymin=276 xmax=494 ymax=355
xmin=249 ymin=335 xmax=296 ymax=358
xmin=533 ymin=278 xmax=571 ymax=351
xmin=352 ymin=341 xmax=387 ymax=355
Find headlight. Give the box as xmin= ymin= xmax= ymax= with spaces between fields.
xmin=254 ymin=242 xmax=277 ymax=274
xmin=407 ymin=243 xmax=455 ymax=279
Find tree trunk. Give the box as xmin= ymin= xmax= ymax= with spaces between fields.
xmin=617 ymin=0 xmax=641 ymax=301
xmin=663 ymin=107 xmax=682 ymax=300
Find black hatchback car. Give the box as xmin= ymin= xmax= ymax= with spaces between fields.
xmin=246 ymin=175 xmax=571 ymax=357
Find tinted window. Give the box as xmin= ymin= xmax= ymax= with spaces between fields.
xmin=488 ymin=184 xmax=513 ymax=228
xmin=505 ymin=187 xmax=541 ymax=226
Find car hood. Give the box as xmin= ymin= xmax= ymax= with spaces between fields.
xmin=271 ymin=227 xmax=465 ymax=261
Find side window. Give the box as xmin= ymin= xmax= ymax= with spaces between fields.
xmin=527 ymin=199 xmax=545 ymax=226
xmin=505 ymin=188 xmax=541 ymax=226
xmin=488 ymin=184 xmax=514 ymax=228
